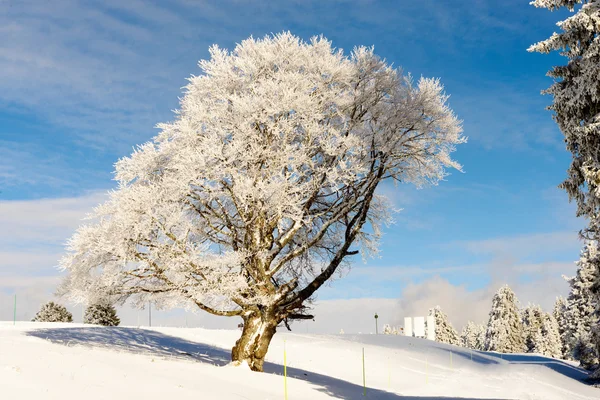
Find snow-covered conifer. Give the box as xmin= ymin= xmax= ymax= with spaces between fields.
xmin=485 ymin=285 xmax=525 ymax=353
xmin=563 ymin=241 xmax=599 ymax=365
xmin=529 ymin=0 xmax=600 ymax=372
xmin=553 ymin=296 xmax=570 ymax=359
xmin=429 ymin=306 xmax=460 ymax=345
xmin=529 ymin=1 xmax=600 ymax=241
xmin=461 ymin=321 xmax=480 ymax=349
xmin=32 ymin=301 xmax=73 ymax=323
xmin=57 ymin=32 xmax=464 ymax=372
xmin=572 ymin=331 xmax=599 ymax=369
xmin=533 ymin=312 xmax=562 ymax=358
xmin=84 ymin=303 xmax=120 ymax=326
xmin=522 ymin=304 xmax=545 ymax=353
xmin=391 ymin=326 xmax=398 ymax=335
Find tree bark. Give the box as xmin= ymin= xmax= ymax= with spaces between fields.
xmin=231 ymin=311 xmax=279 ymax=372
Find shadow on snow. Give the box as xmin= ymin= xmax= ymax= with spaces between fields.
xmin=27 ymin=327 xmax=510 ymax=400
xmin=482 ymin=352 xmax=590 ymax=382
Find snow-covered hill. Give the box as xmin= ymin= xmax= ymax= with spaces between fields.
xmin=0 ymin=322 xmax=597 ymax=399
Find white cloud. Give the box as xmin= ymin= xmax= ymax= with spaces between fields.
xmin=0 ymin=192 xmax=107 ymax=293
xmin=456 ymin=230 xmax=581 ymax=259
xmin=0 ymin=191 xmax=106 ymax=247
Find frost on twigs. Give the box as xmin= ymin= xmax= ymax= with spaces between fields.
xmin=58 ymin=32 xmax=464 ymax=368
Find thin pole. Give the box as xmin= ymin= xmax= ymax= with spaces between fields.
xmin=284 ymin=340 xmax=288 ymax=400
xmin=362 ymin=347 xmax=366 ymax=396
xmin=13 ymin=294 xmax=16 ymax=325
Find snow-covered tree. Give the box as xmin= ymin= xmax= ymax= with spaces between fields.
xmin=84 ymin=303 xmax=120 ymax=326
xmin=429 ymin=306 xmax=460 ymax=345
xmin=383 ymin=324 xmax=392 ymax=334
xmin=563 ymin=241 xmax=599 ymax=365
xmin=533 ymin=312 xmax=563 ymax=358
xmin=391 ymin=326 xmax=399 ymax=335
xmin=339 ymin=329 xmax=345 ymax=335
xmin=461 ymin=321 xmax=480 ymax=349
xmin=485 ymin=285 xmax=526 ymax=353
xmin=529 ymin=0 xmax=600 ymax=373
xmin=57 ymin=32 xmax=464 ymax=372
xmin=553 ymin=296 xmax=570 ymax=358
xmin=475 ymin=323 xmax=486 ymax=350
xmin=461 ymin=321 xmax=486 ymax=350
xmin=573 ymin=331 xmax=598 ymax=369
xmin=32 ymin=301 xmax=73 ymax=323
xmin=528 ymin=1 xmax=600 ymax=241
xmin=522 ymin=304 xmax=545 ymax=353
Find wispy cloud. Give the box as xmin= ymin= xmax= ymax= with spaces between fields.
xmin=456 ymin=231 xmax=580 ymax=259
xmin=0 ymin=192 xmax=107 ymax=289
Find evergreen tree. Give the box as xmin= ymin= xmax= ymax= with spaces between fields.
xmin=462 ymin=321 xmax=488 ymax=350
xmin=475 ymin=323 xmax=486 ymax=351
xmin=553 ymin=296 xmax=570 ymax=359
xmin=32 ymin=301 xmax=73 ymax=323
xmin=529 ymin=0 xmax=600 ymax=376
xmin=533 ymin=313 xmax=563 ymax=358
xmin=485 ymin=285 xmax=526 ymax=353
xmin=529 ymin=1 xmax=600 ymax=241
xmin=428 ymin=306 xmax=460 ymax=345
xmin=522 ymin=304 xmax=545 ymax=353
xmin=84 ymin=303 xmax=120 ymax=326
xmin=563 ymin=241 xmax=599 ymax=366
xmin=383 ymin=324 xmax=392 ymax=334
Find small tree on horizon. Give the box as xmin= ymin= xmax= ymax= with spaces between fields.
xmin=563 ymin=241 xmax=599 ymax=367
xmin=32 ymin=301 xmax=73 ymax=323
xmin=429 ymin=306 xmax=460 ymax=345
xmin=522 ymin=304 xmax=545 ymax=353
xmin=56 ymin=32 xmax=464 ymax=372
xmin=533 ymin=312 xmax=562 ymax=358
xmin=553 ymin=296 xmax=570 ymax=359
xmin=84 ymin=303 xmax=120 ymax=326
xmin=485 ymin=285 xmax=525 ymax=353
xmin=461 ymin=321 xmax=485 ymax=350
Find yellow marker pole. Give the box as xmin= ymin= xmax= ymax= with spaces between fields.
xmin=284 ymin=340 xmax=288 ymax=400
xmin=362 ymin=348 xmax=366 ymax=396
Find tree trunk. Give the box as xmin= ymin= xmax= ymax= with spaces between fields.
xmin=231 ymin=311 xmax=279 ymax=372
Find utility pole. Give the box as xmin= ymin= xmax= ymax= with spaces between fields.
xmin=374 ymin=312 xmax=379 ymax=334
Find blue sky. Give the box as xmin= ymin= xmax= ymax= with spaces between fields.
xmin=0 ymin=0 xmax=585 ymax=330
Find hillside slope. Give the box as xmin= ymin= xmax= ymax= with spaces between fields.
xmin=0 ymin=322 xmax=597 ymax=399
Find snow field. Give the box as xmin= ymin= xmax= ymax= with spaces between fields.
xmin=0 ymin=322 xmax=598 ymax=399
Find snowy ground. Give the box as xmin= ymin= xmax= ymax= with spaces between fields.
xmin=0 ymin=322 xmax=597 ymax=399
